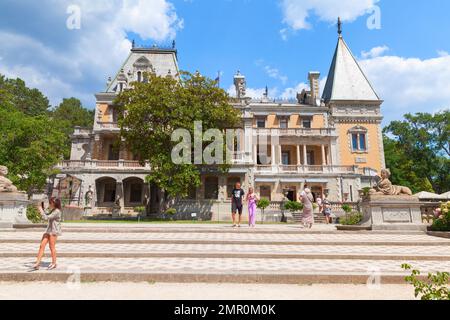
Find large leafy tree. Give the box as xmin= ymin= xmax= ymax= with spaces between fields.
xmin=0 ymin=107 xmax=66 ymax=196
xmin=384 ymin=111 xmax=450 ymax=194
xmin=115 ymin=72 xmax=241 ymax=206
xmin=0 ymin=75 xmax=50 ymax=116
xmin=52 ymin=97 xmax=94 ymax=159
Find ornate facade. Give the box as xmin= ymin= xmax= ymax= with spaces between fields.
xmin=58 ymin=31 xmax=385 ymax=219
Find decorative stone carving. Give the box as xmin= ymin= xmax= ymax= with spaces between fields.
xmin=0 ymin=166 xmax=30 ymax=228
xmin=370 ymin=169 xmax=413 ymax=196
xmin=0 ymin=166 xmax=18 ymax=193
xmin=233 ymin=71 xmax=246 ymax=98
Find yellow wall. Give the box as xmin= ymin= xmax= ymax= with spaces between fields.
xmin=337 ymin=123 xmax=383 ymax=173
xmin=97 ymin=104 xmax=110 ymax=122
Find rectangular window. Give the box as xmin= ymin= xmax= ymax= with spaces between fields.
xmin=280 ymin=118 xmax=288 ymax=129
xmin=260 ymin=186 xmax=271 ymax=201
xmin=282 ymin=152 xmax=290 ymax=165
xmin=359 ymin=134 xmax=367 ymax=151
xmin=256 ymin=118 xmax=266 ymax=128
xmin=352 ymin=134 xmax=359 ymax=151
xmin=204 ymin=177 xmax=219 ymax=200
xmin=307 ymin=151 xmax=315 ymax=165
xmin=302 ymin=118 xmax=312 ymax=129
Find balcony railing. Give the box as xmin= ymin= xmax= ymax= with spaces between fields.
xmin=58 ymin=160 xmax=150 ymax=170
xmin=256 ymin=165 xmax=359 ymax=174
xmin=95 ymin=122 xmax=120 ymax=131
xmin=255 ymin=128 xmax=336 ymax=137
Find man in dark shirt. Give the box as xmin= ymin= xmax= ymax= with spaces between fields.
xmin=231 ymin=182 xmax=245 ymax=227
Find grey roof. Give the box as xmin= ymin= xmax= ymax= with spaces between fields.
xmin=106 ymin=47 xmax=179 ymax=93
xmin=322 ymin=36 xmax=380 ymax=102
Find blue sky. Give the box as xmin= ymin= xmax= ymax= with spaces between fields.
xmin=1 ymin=0 xmax=449 ymax=125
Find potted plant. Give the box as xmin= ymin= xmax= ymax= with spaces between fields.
xmin=257 ymin=198 xmax=270 ymax=224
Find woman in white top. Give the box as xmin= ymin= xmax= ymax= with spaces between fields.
xmin=33 ymin=197 xmax=62 ymax=271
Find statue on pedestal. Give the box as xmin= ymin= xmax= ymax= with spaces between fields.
xmin=370 ymin=169 xmax=413 ymax=196
xmin=84 ymin=185 xmax=94 ymax=208
xmin=0 ymin=166 xmax=18 ymax=193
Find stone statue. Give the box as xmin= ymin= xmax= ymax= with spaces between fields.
xmin=84 ymin=185 xmax=94 ymax=207
xmin=370 ymin=169 xmax=413 ymax=196
xmin=0 ymin=166 xmax=18 ymax=193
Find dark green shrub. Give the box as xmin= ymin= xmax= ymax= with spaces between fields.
xmin=27 ymin=205 xmax=42 ymax=223
xmin=340 ymin=212 xmax=363 ymax=225
xmin=284 ymin=201 xmax=304 ymax=213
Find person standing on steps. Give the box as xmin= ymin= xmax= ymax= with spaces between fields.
xmin=301 ymin=187 xmax=314 ymax=229
xmin=33 ymin=197 xmax=62 ymax=271
xmin=246 ymin=187 xmax=259 ymax=228
xmin=231 ymin=182 xmax=245 ymax=228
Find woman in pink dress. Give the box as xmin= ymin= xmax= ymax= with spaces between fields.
xmin=301 ymin=188 xmax=314 ymax=229
xmin=246 ymin=187 xmax=259 ymax=228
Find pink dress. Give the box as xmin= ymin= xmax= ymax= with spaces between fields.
xmin=248 ymin=194 xmax=257 ymax=227
xmin=301 ymin=192 xmax=314 ymax=225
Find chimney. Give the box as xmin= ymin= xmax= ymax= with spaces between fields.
xmin=308 ymin=72 xmax=320 ymax=106
xmin=233 ymin=71 xmax=246 ymax=99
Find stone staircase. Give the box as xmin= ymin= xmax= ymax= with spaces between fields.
xmin=291 ymin=212 xmax=328 ymax=224
xmin=1 ymin=223 xmax=449 ymax=284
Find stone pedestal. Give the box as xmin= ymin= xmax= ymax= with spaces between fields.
xmin=361 ymin=195 xmax=426 ymax=231
xmin=0 ymin=192 xmax=31 ymax=228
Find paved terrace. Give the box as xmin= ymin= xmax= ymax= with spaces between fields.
xmin=0 ymin=223 xmax=449 ymax=284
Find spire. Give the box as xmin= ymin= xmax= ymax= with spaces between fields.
xmin=322 ymin=34 xmax=380 ymax=102
xmin=337 ymin=17 xmax=342 ymax=37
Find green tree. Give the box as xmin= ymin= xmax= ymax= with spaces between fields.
xmin=384 ymin=111 xmax=450 ymax=194
xmin=0 ymin=75 xmax=50 ymax=116
xmin=0 ymin=107 xmax=66 ymax=196
xmin=51 ymin=98 xmax=94 ymax=159
xmin=115 ymin=71 xmax=240 ymax=209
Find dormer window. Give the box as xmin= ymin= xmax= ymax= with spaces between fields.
xmin=256 ymin=117 xmax=266 ymax=128
xmin=349 ymin=126 xmax=368 ymax=152
xmin=302 ymin=117 xmax=312 ymax=129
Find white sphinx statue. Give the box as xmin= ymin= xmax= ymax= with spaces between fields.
xmin=0 ymin=165 xmax=30 ymax=227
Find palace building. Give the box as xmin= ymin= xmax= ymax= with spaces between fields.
xmin=57 ymin=29 xmax=385 ymax=219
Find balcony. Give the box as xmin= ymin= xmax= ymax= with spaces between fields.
xmin=256 ymin=165 xmax=359 ymax=175
xmin=58 ymin=160 xmax=150 ymax=171
xmin=94 ymin=122 xmax=120 ymax=132
xmin=255 ymin=128 xmax=336 ymax=137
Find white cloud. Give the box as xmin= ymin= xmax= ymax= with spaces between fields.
xmin=359 ymin=52 xmax=450 ymax=122
xmin=255 ymin=60 xmax=288 ymax=85
xmin=280 ymin=77 xmax=327 ymax=100
xmin=361 ymin=45 xmax=389 ymax=59
xmin=227 ymin=85 xmax=279 ymax=99
xmin=280 ymin=0 xmax=379 ymax=31
xmin=0 ymin=0 xmax=182 ymax=107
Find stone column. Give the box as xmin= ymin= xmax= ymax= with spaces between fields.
xmin=253 ymin=144 xmax=258 ymax=165
xmin=321 ymin=144 xmax=326 ymax=166
xmin=278 ymin=145 xmax=282 ymax=165
xmin=271 ymin=144 xmax=276 ymax=166
xmin=303 ymin=145 xmax=307 ymax=165
xmin=296 ymin=145 xmax=301 ymax=166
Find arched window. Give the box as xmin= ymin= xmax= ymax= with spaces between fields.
xmin=137 ymin=71 xmax=142 ymax=83
xmin=349 ymin=126 xmax=368 ymax=152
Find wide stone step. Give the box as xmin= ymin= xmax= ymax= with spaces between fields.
xmin=1 ymin=257 xmax=448 ymax=284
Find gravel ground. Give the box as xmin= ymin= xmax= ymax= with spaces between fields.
xmin=0 ymin=282 xmax=416 ymax=300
